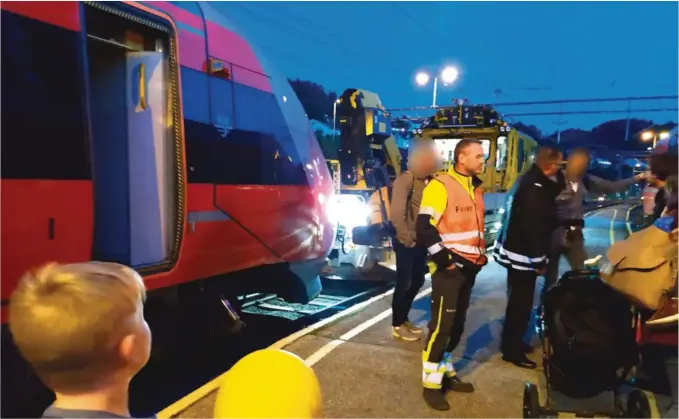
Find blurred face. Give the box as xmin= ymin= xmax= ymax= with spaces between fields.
xmin=566 ymin=153 xmax=590 ymax=180
xmin=543 ymin=152 xmax=563 ymax=177
xmin=458 ymin=143 xmax=485 ymax=176
xmin=418 ymin=145 xmax=441 ymax=175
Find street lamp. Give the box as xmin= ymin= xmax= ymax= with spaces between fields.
xmin=332 ymin=98 xmax=341 ymax=142
xmin=415 ymin=65 xmax=459 ymax=108
xmin=641 ymin=130 xmax=669 ymax=149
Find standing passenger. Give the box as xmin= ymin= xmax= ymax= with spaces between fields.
xmin=545 ymin=148 xmax=645 ymax=293
xmin=389 ymin=141 xmax=440 ymax=341
xmin=493 ymin=146 xmax=564 ymax=369
xmin=416 ymin=139 xmax=487 ymax=411
xmin=9 ymin=262 xmax=151 ymax=418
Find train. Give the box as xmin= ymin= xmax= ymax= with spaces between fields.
xmin=1 ymin=1 xmax=334 ymax=414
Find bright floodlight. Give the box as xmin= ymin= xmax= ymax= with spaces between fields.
xmin=440 ymin=66 xmax=459 ymax=85
xmin=641 ymin=131 xmax=654 ymax=141
xmin=659 ymin=131 xmax=670 ymax=140
xmin=415 ymin=72 xmax=430 ymax=86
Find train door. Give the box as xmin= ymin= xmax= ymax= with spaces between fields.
xmin=84 ymin=2 xmax=183 ymax=272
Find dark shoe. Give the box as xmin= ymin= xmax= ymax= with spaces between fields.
xmin=502 ymin=353 xmax=537 ymax=369
xmin=646 ymin=297 xmax=678 ymax=327
xmin=442 ymin=375 xmax=475 ymax=393
xmin=423 ymin=388 xmax=449 ymax=411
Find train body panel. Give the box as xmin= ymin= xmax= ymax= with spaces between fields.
xmin=0 ymin=0 xmax=334 ymax=319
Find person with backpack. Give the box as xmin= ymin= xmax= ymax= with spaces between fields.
xmin=544 ymin=148 xmax=645 ymax=295
xmin=389 ymin=141 xmax=440 ymax=341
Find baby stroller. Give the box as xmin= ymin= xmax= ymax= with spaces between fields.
xmin=523 ymin=269 xmax=652 ymax=418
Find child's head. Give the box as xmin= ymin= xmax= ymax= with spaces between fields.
xmin=9 ymin=262 xmax=151 ymax=394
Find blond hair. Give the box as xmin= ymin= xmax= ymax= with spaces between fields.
xmin=8 ymin=262 xmax=146 ymax=392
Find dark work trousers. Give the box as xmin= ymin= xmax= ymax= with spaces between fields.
xmin=544 ymin=227 xmax=587 ymax=296
xmin=502 ymin=268 xmax=538 ymax=357
xmin=423 ymin=267 xmax=476 ymax=363
xmin=391 ymin=239 xmax=427 ymax=327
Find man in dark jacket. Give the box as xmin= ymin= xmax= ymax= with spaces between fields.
xmin=493 ymin=146 xmax=564 ymax=369
xmin=545 ymin=148 xmax=645 ymax=293
xmin=389 ymin=141 xmax=439 ymax=341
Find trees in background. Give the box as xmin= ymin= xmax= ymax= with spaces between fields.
xmin=287 ymin=78 xmax=677 ymax=172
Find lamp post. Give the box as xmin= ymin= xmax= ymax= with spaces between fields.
xmin=332 ymin=98 xmax=340 ymax=142
xmin=641 ymin=130 xmax=670 ymax=149
xmin=415 ymin=66 xmax=459 ymax=108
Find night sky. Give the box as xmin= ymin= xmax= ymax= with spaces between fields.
xmin=213 ymin=1 xmax=678 ymax=132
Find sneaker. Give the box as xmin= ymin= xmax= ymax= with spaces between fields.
xmin=392 ymin=326 xmax=420 ymax=341
xmin=404 ymin=320 xmax=424 ymax=334
xmin=646 ymin=297 xmax=678 ymax=327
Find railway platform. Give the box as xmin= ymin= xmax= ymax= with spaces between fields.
xmin=157 ymin=203 xmax=669 ymax=418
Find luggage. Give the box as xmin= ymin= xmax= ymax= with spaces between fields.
xmin=600 ymin=223 xmax=677 ymax=310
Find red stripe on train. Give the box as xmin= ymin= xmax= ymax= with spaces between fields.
xmin=1 ymin=1 xmax=80 ymax=31
xmin=1 ymin=181 xmax=333 ymax=311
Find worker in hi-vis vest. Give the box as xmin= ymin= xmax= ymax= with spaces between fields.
xmin=416 ymin=139 xmax=488 ymax=411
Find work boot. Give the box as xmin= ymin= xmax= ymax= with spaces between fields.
xmin=442 ymin=375 xmax=475 ymax=393
xmin=404 ymin=320 xmax=424 ymax=335
xmin=392 ymin=325 xmax=420 ymax=341
xmin=502 ymin=353 xmax=537 ymax=369
xmin=423 ymin=388 xmax=449 ymax=411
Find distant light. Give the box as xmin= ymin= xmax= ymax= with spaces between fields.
xmin=659 ymin=131 xmax=670 ymax=140
xmin=647 ymin=146 xmax=653 ymax=151
xmin=282 ymin=95 xmax=287 ymax=102
xmin=306 ymin=164 xmax=313 ymax=170
xmin=635 ymin=163 xmax=641 ymax=167
xmin=641 ymin=131 xmax=654 ymax=141
xmin=415 ymin=71 xmax=430 ymax=86
xmin=440 ymin=66 xmax=459 ymax=85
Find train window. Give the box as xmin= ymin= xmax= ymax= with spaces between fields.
xmin=1 ymin=11 xmax=90 ymax=180
xmin=517 ymin=138 xmax=526 ymax=173
xmin=184 ymin=120 xmax=215 ymax=183
xmin=231 ymin=81 xmax=308 ymax=186
xmin=496 ymin=136 xmax=508 ymax=171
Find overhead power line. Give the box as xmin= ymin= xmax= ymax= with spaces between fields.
xmin=494 ymin=95 xmax=679 ymax=107
xmin=504 ymin=108 xmax=678 ymax=117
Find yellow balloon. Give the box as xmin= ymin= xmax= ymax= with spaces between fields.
xmin=214 ymin=349 xmax=323 ymax=418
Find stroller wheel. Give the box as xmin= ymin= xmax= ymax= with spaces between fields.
xmin=523 ymin=382 xmax=541 ymax=418
xmin=626 ymin=389 xmax=652 ymax=418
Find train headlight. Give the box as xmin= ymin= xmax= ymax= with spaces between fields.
xmin=328 ymin=195 xmax=370 ymax=229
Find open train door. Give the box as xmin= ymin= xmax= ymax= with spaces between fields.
xmin=85 ymin=2 xmax=183 ymax=273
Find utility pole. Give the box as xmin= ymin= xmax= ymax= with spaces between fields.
xmin=554 ymin=103 xmax=567 ymax=145
xmin=624 ymin=99 xmax=632 ymax=142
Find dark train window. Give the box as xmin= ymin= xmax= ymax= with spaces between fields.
xmin=184 ymin=120 xmax=215 ymax=183
xmin=230 ymin=82 xmax=308 ymax=186
xmin=1 ymin=11 xmax=90 ymax=180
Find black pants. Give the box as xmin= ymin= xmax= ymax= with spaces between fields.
xmin=423 ymin=267 xmax=476 ymax=363
xmin=391 ymin=240 xmax=427 ymax=326
xmin=501 ymin=268 xmax=537 ymax=357
xmin=545 ymin=228 xmax=587 ymax=295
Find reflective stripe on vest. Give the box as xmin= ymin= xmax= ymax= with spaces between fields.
xmin=436 ymin=174 xmax=486 ymax=264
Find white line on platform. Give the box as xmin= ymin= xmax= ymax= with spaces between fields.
xmin=609 ymin=208 xmax=619 ymax=245
xmin=304 ymin=286 xmax=433 ymax=367
xmin=625 ymin=204 xmax=639 ymax=235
